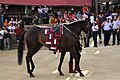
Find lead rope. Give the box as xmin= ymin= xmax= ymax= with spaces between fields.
xmin=62 ymin=24 xmax=79 ymax=39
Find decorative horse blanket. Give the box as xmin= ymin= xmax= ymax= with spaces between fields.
xmin=44 ymin=25 xmax=63 ymax=52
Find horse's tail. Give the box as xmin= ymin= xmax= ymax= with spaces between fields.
xmin=18 ymin=31 xmax=26 ymax=65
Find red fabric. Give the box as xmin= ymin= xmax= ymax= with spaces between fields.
xmin=0 ymin=0 xmax=92 ymax=6
xmin=96 ymin=20 xmax=101 ymax=29
xmin=82 ymin=6 xmax=88 ymax=12
xmin=14 ymin=28 xmax=24 ymax=37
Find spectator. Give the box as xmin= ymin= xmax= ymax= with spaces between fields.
xmin=57 ymin=11 xmax=63 ymax=19
xmin=90 ymin=13 xmax=95 ymax=24
xmin=112 ymin=15 xmax=120 ymax=45
xmin=9 ymin=18 xmax=15 ymax=25
xmin=0 ymin=27 xmax=4 ymax=50
xmin=8 ymin=23 xmax=16 ymax=34
xmin=76 ymin=11 xmax=82 ymax=20
xmin=63 ymin=11 xmax=68 ymax=18
xmin=0 ymin=6 xmax=5 ymax=28
xmin=14 ymin=24 xmax=24 ymax=43
xmin=41 ymin=10 xmax=49 ymax=24
xmin=3 ymin=19 xmax=9 ymax=28
xmin=72 ymin=12 xmax=78 ymax=21
xmin=96 ymin=16 xmax=102 ymax=44
xmin=49 ymin=14 xmax=56 ymax=24
xmin=102 ymin=17 xmax=112 ymax=46
xmin=43 ymin=5 xmax=49 ymax=13
xmin=82 ymin=12 xmax=88 ymax=20
xmin=60 ymin=16 xmax=66 ymax=23
xmin=18 ymin=19 xmax=24 ymax=29
xmin=33 ymin=15 xmax=41 ymax=25
xmin=38 ymin=5 xmax=43 ymax=18
xmin=92 ymin=21 xmax=99 ymax=47
xmin=3 ymin=27 xmax=11 ymax=50
xmin=82 ymin=5 xmax=88 ymax=14
xmin=15 ymin=18 xmax=19 ymax=27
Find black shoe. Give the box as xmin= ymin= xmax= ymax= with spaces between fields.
xmin=99 ymin=41 xmax=102 ymax=44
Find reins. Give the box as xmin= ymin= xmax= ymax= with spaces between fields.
xmin=62 ymin=24 xmax=79 ymax=39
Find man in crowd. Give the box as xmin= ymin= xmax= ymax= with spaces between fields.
xmin=112 ymin=15 xmax=120 ymax=45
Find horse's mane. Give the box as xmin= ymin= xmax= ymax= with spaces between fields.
xmin=63 ymin=20 xmax=87 ymax=26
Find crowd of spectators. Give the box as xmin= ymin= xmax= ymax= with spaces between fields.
xmin=0 ymin=17 xmax=24 ymax=50
xmin=0 ymin=5 xmax=120 ymax=50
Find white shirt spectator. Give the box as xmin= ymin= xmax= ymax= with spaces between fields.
xmin=44 ymin=7 xmax=49 ymax=13
xmin=82 ymin=13 xmax=88 ymax=20
xmin=103 ymin=21 xmax=112 ymax=30
xmin=38 ymin=8 xmax=43 ymax=13
xmin=112 ymin=20 xmax=120 ymax=29
xmin=8 ymin=25 xmax=16 ymax=34
xmin=9 ymin=20 xmax=15 ymax=25
xmin=92 ymin=25 xmax=99 ymax=31
xmin=90 ymin=15 xmax=94 ymax=24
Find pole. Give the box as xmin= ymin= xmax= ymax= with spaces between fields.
xmin=95 ymin=0 xmax=99 ymax=14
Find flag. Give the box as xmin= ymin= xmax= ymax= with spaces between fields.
xmin=25 ymin=6 xmax=31 ymax=15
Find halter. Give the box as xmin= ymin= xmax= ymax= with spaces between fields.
xmin=62 ymin=24 xmax=79 ymax=39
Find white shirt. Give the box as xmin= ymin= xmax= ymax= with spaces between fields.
xmin=90 ymin=16 xmax=94 ymax=23
xmin=92 ymin=25 xmax=98 ymax=31
xmin=38 ymin=8 xmax=43 ymax=13
xmin=112 ymin=20 xmax=120 ymax=29
xmin=8 ymin=25 xmax=16 ymax=34
xmin=0 ymin=30 xmax=4 ymax=39
xmin=82 ymin=14 xmax=88 ymax=20
xmin=44 ymin=7 xmax=49 ymax=13
xmin=103 ymin=21 xmax=112 ymax=30
xmin=9 ymin=21 xmax=15 ymax=24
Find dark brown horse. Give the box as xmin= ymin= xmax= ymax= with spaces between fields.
xmin=18 ymin=20 xmax=90 ymax=77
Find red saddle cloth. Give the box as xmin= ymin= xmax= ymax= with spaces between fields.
xmin=45 ymin=25 xmax=63 ymax=52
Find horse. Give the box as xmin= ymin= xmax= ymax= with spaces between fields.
xmin=18 ymin=20 xmax=90 ymax=77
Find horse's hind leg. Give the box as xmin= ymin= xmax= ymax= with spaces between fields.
xmin=26 ymin=43 xmax=43 ymax=77
xmin=70 ymin=47 xmax=84 ymax=77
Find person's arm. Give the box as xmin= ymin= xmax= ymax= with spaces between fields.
xmin=101 ymin=21 xmax=105 ymax=27
xmin=117 ymin=22 xmax=120 ymax=33
xmin=109 ymin=23 xmax=112 ymax=28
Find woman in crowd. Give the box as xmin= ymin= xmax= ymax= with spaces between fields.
xmin=3 ymin=27 xmax=11 ymax=50
xmin=92 ymin=21 xmax=99 ymax=47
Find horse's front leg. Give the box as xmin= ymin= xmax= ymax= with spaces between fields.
xmin=75 ymin=52 xmax=84 ymax=77
xmin=58 ymin=51 xmax=66 ymax=76
xmin=70 ymin=47 xmax=84 ymax=77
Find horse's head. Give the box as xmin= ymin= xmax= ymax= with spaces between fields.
xmin=78 ymin=20 xmax=90 ymax=34
xmin=63 ymin=20 xmax=91 ymax=38
xmin=77 ymin=20 xmax=92 ymax=38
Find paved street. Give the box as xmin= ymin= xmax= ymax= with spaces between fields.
xmin=0 ymin=42 xmax=120 ymax=80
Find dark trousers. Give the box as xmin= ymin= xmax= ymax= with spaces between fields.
xmin=93 ymin=31 xmax=98 ymax=46
xmin=0 ymin=39 xmax=4 ymax=50
xmin=112 ymin=29 xmax=119 ymax=45
xmin=104 ymin=30 xmax=111 ymax=46
xmin=98 ymin=29 xmax=102 ymax=43
xmin=0 ymin=16 xmax=3 ymax=27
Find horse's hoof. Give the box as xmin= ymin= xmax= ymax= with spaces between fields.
xmin=59 ymin=72 xmax=64 ymax=76
xmin=30 ymin=74 xmax=35 ymax=78
xmin=80 ymin=73 xmax=84 ymax=77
